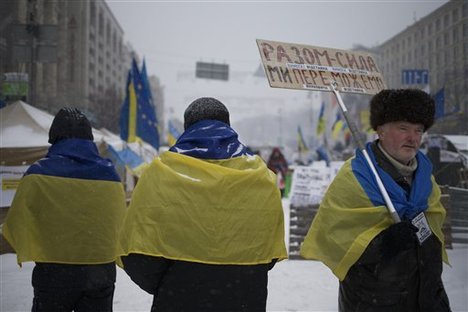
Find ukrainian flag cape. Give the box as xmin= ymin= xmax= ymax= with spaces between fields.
xmin=300 ymin=143 xmax=448 ymax=281
xmin=118 ymin=120 xmax=287 ymax=265
xmin=3 ymin=139 xmax=126 ymax=265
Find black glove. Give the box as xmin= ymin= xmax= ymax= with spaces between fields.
xmin=380 ymin=221 xmax=418 ymax=260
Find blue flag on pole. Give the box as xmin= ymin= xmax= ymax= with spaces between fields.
xmin=119 ymin=58 xmax=160 ymax=150
xmin=434 ymin=88 xmax=445 ymax=120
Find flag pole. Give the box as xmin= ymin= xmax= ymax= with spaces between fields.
xmin=329 ymin=81 xmax=401 ymax=223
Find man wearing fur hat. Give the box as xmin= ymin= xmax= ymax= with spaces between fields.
xmin=118 ymin=97 xmax=287 ymax=311
xmin=3 ymin=108 xmax=126 ymax=311
xmin=301 ymin=89 xmax=451 ymax=311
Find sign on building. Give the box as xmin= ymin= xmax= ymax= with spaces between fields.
xmin=195 ymin=62 xmax=229 ymax=81
xmin=401 ymin=69 xmax=429 ymax=85
xmin=2 ymin=73 xmax=29 ymax=97
xmin=256 ymin=39 xmax=386 ymax=94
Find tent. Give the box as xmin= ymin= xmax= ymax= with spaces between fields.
xmin=0 ymin=101 xmax=107 ymax=166
xmin=0 ymin=101 xmax=158 ymax=207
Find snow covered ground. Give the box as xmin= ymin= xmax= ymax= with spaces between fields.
xmin=1 ymin=198 xmax=467 ymax=311
xmin=1 ymin=247 xmax=467 ymax=312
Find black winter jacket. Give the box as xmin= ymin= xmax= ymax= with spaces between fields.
xmin=122 ymin=253 xmax=276 ymax=312
xmin=339 ymin=227 xmax=450 ymax=312
xmin=338 ymin=143 xmax=451 ymax=312
xmin=32 ymin=262 xmax=116 ymax=290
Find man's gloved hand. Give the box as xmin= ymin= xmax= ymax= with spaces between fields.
xmin=380 ymin=221 xmax=418 ymax=260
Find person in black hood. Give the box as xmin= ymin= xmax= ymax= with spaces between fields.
xmin=301 ymin=89 xmax=451 ymax=312
xmin=4 ymin=108 xmax=126 ymax=312
xmin=118 ymin=97 xmax=287 ymax=312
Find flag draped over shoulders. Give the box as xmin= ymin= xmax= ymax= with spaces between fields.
xmin=118 ymin=120 xmax=287 ymax=265
xmin=3 ymin=139 xmax=126 ymax=265
xmin=169 ymin=119 xmax=252 ymax=159
xmin=300 ymin=144 xmax=447 ymax=281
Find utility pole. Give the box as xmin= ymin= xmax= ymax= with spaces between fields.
xmin=26 ymin=0 xmax=38 ymax=106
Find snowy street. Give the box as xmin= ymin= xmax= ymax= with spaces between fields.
xmin=1 ymin=245 xmax=467 ymax=312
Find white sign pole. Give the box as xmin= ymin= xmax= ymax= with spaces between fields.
xmin=329 ymin=81 xmax=401 ymax=223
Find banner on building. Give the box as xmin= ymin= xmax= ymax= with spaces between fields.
xmin=256 ymin=39 xmax=386 ymax=95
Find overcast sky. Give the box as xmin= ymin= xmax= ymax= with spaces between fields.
xmin=107 ymin=0 xmax=448 ymax=122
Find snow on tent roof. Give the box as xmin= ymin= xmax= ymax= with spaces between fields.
xmin=0 ymin=101 xmax=105 ymax=148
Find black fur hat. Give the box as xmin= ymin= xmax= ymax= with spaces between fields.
xmin=48 ymin=107 xmax=94 ymax=144
xmin=184 ymin=97 xmax=230 ymax=130
xmin=370 ymin=89 xmax=435 ymax=132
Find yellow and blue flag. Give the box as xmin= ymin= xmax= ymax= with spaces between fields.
xmin=118 ymin=120 xmax=287 ymax=265
xmin=331 ymin=111 xmax=344 ymax=139
xmin=316 ymin=101 xmax=325 ymax=136
xmin=300 ymin=144 xmax=448 ymax=280
xmin=297 ymin=125 xmax=308 ymax=152
xmin=3 ymin=139 xmax=126 ymax=265
xmin=167 ymin=120 xmax=181 ymax=146
xmin=120 ymin=58 xmax=160 ymax=150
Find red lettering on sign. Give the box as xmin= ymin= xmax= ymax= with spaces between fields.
xmin=314 ymin=49 xmax=332 ymax=66
xmin=291 ymin=46 xmax=305 ymax=64
xmin=335 ymin=52 xmax=347 ymax=68
xmin=261 ymin=42 xmax=275 ymax=61
xmin=367 ymin=57 xmax=379 ymax=72
xmin=277 ymin=45 xmax=292 ymax=63
xmin=303 ymin=48 xmax=315 ymax=64
xmin=280 ymin=67 xmax=292 ymax=83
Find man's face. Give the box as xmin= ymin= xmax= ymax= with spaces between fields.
xmin=377 ymin=121 xmax=424 ymax=164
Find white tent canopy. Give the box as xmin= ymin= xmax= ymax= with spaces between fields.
xmin=0 ymin=101 xmax=107 ymax=148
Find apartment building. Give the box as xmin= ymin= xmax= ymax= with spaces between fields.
xmin=376 ymin=0 xmax=468 ymax=134
xmin=0 ymin=0 xmax=132 ymax=131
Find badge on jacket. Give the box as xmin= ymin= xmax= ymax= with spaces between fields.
xmin=411 ymin=212 xmax=432 ymax=245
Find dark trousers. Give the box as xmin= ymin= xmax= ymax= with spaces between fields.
xmin=32 ymin=285 xmax=115 ymax=312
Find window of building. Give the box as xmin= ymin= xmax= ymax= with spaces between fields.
xmin=464 ymin=22 xmax=468 ymax=37
xmin=453 ymin=27 xmax=459 ymax=43
xmin=436 ymin=18 xmax=441 ymax=32
xmin=444 ymin=14 xmax=449 ymax=27
xmin=106 ymin=21 xmax=111 ymax=44
xmin=427 ymin=23 xmax=432 ymax=35
xmin=90 ymin=2 xmax=96 ymax=26
xmin=453 ymin=8 xmax=459 ymax=22
xmin=463 ymin=3 xmax=468 ymax=18
xmin=98 ymin=11 xmax=103 ymax=36
xmin=444 ymin=32 xmax=450 ymax=45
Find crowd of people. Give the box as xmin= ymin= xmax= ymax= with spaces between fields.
xmin=3 ymin=90 xmax=452 ymax=311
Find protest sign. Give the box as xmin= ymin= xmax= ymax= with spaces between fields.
xmin=257 ymin=39 xmax=386 ymax=94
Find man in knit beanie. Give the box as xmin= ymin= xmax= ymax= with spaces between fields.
xmin=4 ymin=107 xmax=126 ymax=311
xmin=301 ymin=89 xmax=451 ymax=311
xmin=118 ymin=97 xmax=287 ymax=311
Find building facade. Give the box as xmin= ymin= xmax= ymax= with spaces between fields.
xmin=0 ymin=0 xmax=161 ymax=133
xmin=376 ymin=0 xmax=468 ymax=134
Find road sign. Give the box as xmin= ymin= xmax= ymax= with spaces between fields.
xmin=195 ymin=62 xmax=229 ymax=81
xmin=401 ymin=69 xmax=429 ymax=85
xmin=256 ymin=39 xmax=386 ymax=95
